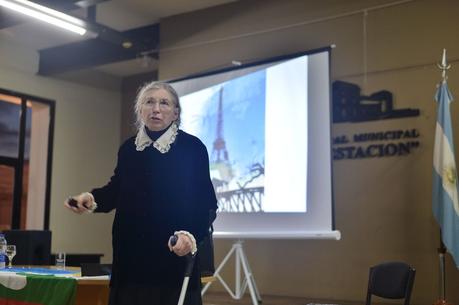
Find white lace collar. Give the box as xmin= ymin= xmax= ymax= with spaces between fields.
xmin=135 ymin=123 xmax=178 ymax=153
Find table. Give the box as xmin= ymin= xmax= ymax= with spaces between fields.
xmin=1 ymin=266 xmax=215 ymax=305
xmin=0 ymin=266 xmax=109 ymax=305
xmin=75 ymin=275 xmax=109 ymax=305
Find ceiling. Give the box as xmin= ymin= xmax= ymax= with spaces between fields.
xmin=0 ymin=0 xmax=237 ymax=83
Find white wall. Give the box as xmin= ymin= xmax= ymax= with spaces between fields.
xmin=0 ymin=36 xmax=120 ymax=263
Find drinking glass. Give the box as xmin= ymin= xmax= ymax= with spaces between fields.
xmin=6 ymin=245 xmax=16 ymax=268
xmin=56 ymin=252 xmax=66 ymax=269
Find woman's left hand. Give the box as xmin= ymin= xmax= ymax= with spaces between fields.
xmin=168 ymin=233 xmax=193 ymax=256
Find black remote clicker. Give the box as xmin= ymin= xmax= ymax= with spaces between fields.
xmin=67 ymin=197 xmax=88 ymax=209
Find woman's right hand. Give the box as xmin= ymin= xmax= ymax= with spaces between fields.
xmin=64 ymin=192 xmax=95 ymax=214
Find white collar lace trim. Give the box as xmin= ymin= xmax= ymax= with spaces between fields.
xmin=135 ymin=123 xmax=178 ymax=153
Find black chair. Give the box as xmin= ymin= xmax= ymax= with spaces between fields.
xmin=198 ymin=228 xmax=215 ymax=277
xmin=366 ymin=262 xmax=416 ymax=305
xmin=198 ymin=209 xmax=217 ymax=277
xmin=4 ymin=230 xmax=52 ymax=265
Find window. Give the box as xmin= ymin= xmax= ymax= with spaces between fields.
xmin=0 ymin=88 xmax=55 ymax=230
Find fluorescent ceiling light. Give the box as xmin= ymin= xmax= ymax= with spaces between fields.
xmin=0 ymin=0 xmax=87 ymax=35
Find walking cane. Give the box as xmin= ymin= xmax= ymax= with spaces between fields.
xmin=170 ymin=235 xmax=196 ymax=305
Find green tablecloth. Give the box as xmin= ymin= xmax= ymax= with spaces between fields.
xmin=0 ymin=271 xmax=77 ymax=305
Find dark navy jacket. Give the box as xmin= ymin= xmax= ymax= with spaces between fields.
xmin=92 ymin=130 xmax=217 ymax=288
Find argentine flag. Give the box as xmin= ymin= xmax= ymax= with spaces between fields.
xmin=433 ymin=80 xmax=459 ymax=268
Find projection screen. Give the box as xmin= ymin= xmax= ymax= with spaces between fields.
xmin=170 ymin=47 xmax=340 ymax=240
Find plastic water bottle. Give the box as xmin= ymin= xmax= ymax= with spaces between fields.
xmin=0 ymin=233 xmax=6 ymax=269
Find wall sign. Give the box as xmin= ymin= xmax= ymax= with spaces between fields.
xmin=333 ymin=129 xmax=420 ymax=160
xmin=332 ymin=81 xmax=419 ymax=123
xmin=332 ymin=81 xmax=421 ymax=160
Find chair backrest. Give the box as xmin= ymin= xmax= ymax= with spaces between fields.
xmin=4 ymin=230 xmax=52 ymax=265
xmin=198 ymin=209 xmax=217 ymax=277
xmin=366 ymin=262 xmax=415 ymax=305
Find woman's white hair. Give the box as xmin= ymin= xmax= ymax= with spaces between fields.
xmin=134 ymin=81 xmax=181 ymax=131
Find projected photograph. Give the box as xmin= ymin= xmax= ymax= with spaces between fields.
xmin=180 ymin=55 xmax=309 ymax=214
xmin=181 ymin=70 xmax=266 ymax=213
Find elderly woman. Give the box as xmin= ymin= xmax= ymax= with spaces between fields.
xmin=65 ymin=81 xmax=217 ymax=305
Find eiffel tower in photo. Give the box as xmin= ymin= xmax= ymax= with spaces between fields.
xmin=210 ymin=87 xmax=233 ymax=189
xmin=209 ymin=86 xmax=264 ymax=213
xmin=212 ymin=88 xmax=229 ymax=163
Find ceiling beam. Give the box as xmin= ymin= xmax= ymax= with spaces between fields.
xmin=38 ymin=23 xmax=160 ymax=76
xmin=74 ymin=0 xmax=109 ymax=8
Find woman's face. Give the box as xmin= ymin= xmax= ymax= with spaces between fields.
xmin=140 ymin=88 xmax=178 ymax=131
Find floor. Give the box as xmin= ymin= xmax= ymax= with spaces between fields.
xmin=203 ymin=291 xmax=353 ymax=305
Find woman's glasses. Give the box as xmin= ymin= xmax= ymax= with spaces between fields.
xmin=143 ymin=98 xmax=174 ymax=109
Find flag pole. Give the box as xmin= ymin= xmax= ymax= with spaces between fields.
xmin=432 ymin=49 xmax=452 ymax=305
xmin=433 ymin=231 xmax=450 ymax=305
xmin=437 ymin=48 xmax=450 ymax=83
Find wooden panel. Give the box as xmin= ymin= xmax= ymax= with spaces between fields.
xmin=75 ymin=283 xmax=110 ymax=305
xmin=0 ymin=165 xmax=13 ymax=230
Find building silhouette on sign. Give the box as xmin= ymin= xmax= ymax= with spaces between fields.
xmin=332 ymin=81 xmax=420 ymax=123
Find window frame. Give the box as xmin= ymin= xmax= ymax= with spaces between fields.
xmin=0 ymin=87 xmax=55 ymax=230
